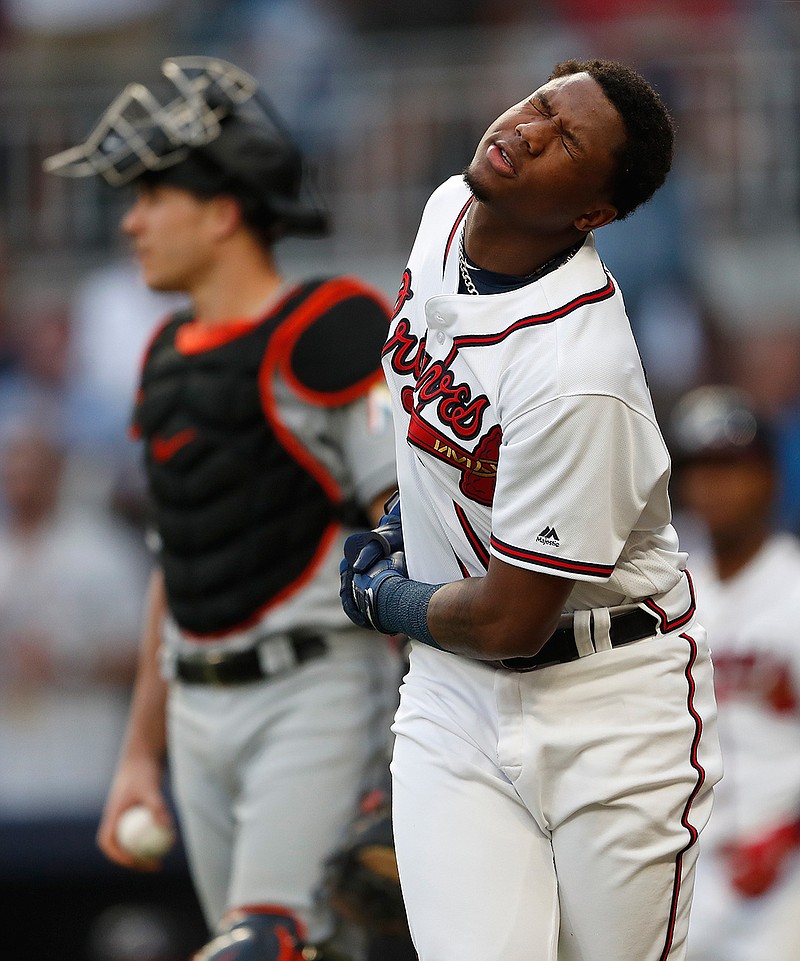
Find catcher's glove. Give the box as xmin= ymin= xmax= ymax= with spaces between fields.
xmin=324 ymin=784 xmax=408 ymax=936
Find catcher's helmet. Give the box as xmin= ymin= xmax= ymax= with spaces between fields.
xmin=668 ymin=385 xmax=774 ymax=465
xmin=43 ymin=56 xmax=328 ymax=239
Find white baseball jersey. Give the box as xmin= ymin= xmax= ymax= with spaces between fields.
xmin=686 ymin=532 xmax=800 ymax=961
xmin=384 ymin=176 xmax=685 ymax=611
xmin=384 ymin=177 xmax=722 ymax=961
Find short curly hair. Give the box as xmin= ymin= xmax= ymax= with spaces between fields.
xmin=549 ymin=59 xmax=675 ymax=221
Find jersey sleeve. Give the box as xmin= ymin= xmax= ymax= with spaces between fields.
xmin=490 ymin=392 xmax=672 ymax=581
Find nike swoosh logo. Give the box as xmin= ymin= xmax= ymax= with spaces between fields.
xmin=151 ymin=427 xmax=198 ymax=463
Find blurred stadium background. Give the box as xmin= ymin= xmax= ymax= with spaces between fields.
xmin=0 ymin=1 xmax=798 ymax=958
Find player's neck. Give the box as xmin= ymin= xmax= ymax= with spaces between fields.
xmin=189 ymin=239 xmax=284 ymax=326
xmin=464 ymin=203 xmax=585 ymax=277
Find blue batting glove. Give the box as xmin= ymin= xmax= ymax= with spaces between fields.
xmin=343 ymin=491 xmax=403 ymax=574
xmin=340 ymin=551 xmax=407 ymax=631
xmin=340 ymin=492 xmax=405 ymax=630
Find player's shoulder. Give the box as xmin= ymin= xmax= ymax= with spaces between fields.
xmin=542 ymin=240 xmax=653 ymax=412
xmin=417 ymin=176 xmax=471 ymax=231
xmin=279 ymin=276 xmax=392 ymax=401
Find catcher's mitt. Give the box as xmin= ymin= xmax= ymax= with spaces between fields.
xmin=324 ymin=784 xmax=408 ymax=936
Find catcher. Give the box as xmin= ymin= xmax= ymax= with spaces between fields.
xmin=44 ymin=56 xmax=401 ymax=961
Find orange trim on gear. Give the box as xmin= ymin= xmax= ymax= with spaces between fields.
xmin=175 ymin=521 xmax=342 ymax=642
xmin=174 ymin=286 xmax=302 ymax=355
xmin=276 ymin=276 xmax=390 ymax=408
xmin=130 ymin=315 xmax=175 ymax=440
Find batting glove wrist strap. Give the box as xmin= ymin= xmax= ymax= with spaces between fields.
xmin=340 ymin=552 xmax=408 ymax=631
xmin=375 ymin=575 xmax=445 ymax=649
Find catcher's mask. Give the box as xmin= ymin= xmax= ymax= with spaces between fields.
xmin=43 ymin=56 xmax=329 ymax=239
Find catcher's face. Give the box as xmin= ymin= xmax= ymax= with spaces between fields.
xmin=121 ymin=183 xmax=221 ymax=293
xmin=465 ymin=72 xmax=624 ymax=234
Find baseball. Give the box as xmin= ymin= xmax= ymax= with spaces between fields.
xmin=115 ymin=805 xmax=175 ymax=861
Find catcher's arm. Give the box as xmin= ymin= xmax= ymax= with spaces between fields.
xmin=97 ymin=568 xmax=174 ymax=870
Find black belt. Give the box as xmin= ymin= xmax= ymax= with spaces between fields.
xmin=174 ymin=633 xmax=328 ymax=685
xmin=495 ymin=607 xmax=659 ymax=672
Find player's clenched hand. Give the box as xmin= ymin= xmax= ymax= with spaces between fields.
xmin=97 ymin=755 xmax=174 ymax=872
xmin=725 ymin=821 xmax=800 ymax=897
xmin=347 ymin=491 xmax=403 ymax=571
xmin=340 ymin=551 xmax=408 ymax=632
xmin=340 ymin=492 xmax=406 ymax=630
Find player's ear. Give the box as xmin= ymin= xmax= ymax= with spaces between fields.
xmin=574 ymin=204 xmax=617 ymax=233
xmin=208 ymin=194 xmax=244 ymax=239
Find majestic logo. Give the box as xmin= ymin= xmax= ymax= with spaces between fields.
xmin=536 ymin=526 xmax=560 ymax=547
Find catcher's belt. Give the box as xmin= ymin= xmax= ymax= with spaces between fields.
xmin=170 ymin=632 xmax=328 ymax=685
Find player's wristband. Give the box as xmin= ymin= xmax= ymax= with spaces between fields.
xmin=374 ymin=576 xmax=446 ymax=650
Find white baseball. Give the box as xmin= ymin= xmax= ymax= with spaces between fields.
xmin=115 ymin=804 xmax=176 ymax=860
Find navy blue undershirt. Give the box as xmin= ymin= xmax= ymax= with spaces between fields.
xmin=459 ymin=240 xmax=584 ymax=295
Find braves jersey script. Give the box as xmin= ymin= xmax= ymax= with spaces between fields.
xmin=383 ymin=176 xmax=685 ymax=610
xmin=690 ymin=533 xmax=800 ymax=843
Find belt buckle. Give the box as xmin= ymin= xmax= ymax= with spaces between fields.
xmin=257 ymin=635 xmax=298 ymax=677
xmin=200 ymin=649 xmax=230 ymax=685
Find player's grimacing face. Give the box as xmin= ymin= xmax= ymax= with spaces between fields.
xmin=465 ymin=72 xmax=626 ymax=231
xmin=121 ymin=184 xmax=219 ymax=293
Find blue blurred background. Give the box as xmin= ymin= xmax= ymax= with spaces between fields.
xmin=0 ymin=2 xmax=798 ymax=957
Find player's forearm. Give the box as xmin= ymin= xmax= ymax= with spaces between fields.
xmin=378 ymin=563 xmax=571 ymax=660
xmin=119 ymin=568 xmax=169 ymax=767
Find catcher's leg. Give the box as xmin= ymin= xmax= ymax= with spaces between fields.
xmin=191 ymin=907 xmax=308 ymax=961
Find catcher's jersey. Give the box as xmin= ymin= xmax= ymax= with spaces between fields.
xmin=383 ymin=176 xmax=685 ymax=611
xmin=689 ymin=533 xmax=800 ymax=842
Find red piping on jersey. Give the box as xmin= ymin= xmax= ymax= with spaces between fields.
xmin=443 ymin=196 xmax=474 ymax=277
xmin=657 ymin=631 xmax=706 ymax=961
xmin=453 ymin=275 xmax=616 ymax=350
xmin=490 ymin=534 xmax=615 ymax=578
xmin=643 ymin=570 xmax=697 ymax=633
xmin=453 ymin=501 xmax=489 ymax=569
xmin=273 ymin=276 xmax=390 ymax=407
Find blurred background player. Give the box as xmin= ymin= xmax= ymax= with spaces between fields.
xmin=44 ymin=56 xmax=401 ymax=961
xmin=669 ymin=385 xmax=800 ymax=961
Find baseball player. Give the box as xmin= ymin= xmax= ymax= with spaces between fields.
xmin=669 ymin=386 xmax=800 ymax=961
xmin=44 ymin=57 xmax=401 ymax=961
xmin=340 ymin=59 xmax=723 ymax=961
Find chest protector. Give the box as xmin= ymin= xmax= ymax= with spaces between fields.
xmin=134 ymin=278 xmax=389 ymax=636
